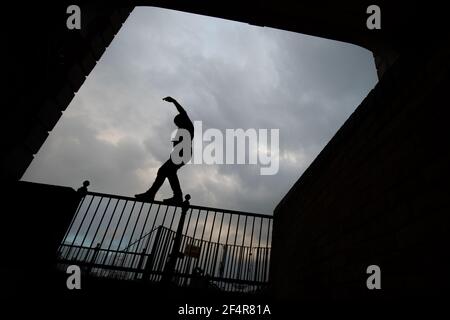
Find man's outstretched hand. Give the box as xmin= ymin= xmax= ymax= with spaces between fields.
xmin=163 ymin=96 xmax=176 ymax=103
xmin=163 ymin=96 xmax=186 ymax=114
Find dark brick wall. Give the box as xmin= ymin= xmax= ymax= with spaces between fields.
xmin=270 ymin=46 xmax=450 ymax=301
xmin=2 ymin=181 xmax=81 ymax=297
xmin=2 ymin=2 xmax=132 ymax=181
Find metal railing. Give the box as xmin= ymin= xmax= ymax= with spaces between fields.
xmin=57 ymin=191 xmax=273 ymax=293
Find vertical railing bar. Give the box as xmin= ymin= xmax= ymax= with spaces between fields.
xmin=238 ymin=245 xmax=245 ymax=280
xmin=226 ymin=214 xmax=240 ymax=281
xmin=246 ymin=216 xmax=256 ymax=281
xmin=249 ymin=245 xmax=254 ymax=282
xmin=191 ymin=209 xmax=201 ymax=239
xmin=184 ymin=209 xmax=201 ymax=278
xmin=146 ymin=225 xmax=162 ymax=281
xmin=264 ymin=219 xmax=272 ymax=281
xmin=210 ymin=212 xmax=225 ymax=277
xmin=181 ymin=257 xmax=191 ymax=287
xmin=168 ymin=206 xmax=178 ymax=231
xmin=74 ymin=199 xmax=105 ymax=262
xmin=115 ymin=201 xmax=137 ymax=251
xmin=163 ymin=228 xmax=176 ymax=270
xmin=66 ymin=195 xmax=95 ymax=258
xmin=229 ymin=245 xmax=239 ymax=287
xmin=217 ymin=214 xmax=230 ymax=279
xmin=234 ymin=245 xmax=241 ymax=281
xmin=254 ymin=217 xmax=263 ymax=282
xmin=183 ymin=207 xmax=193 ymax=237
xmin=257 ymin=217 xmax=263 ymax=255
xmin=175 ymin=229 xmax=188 ymax=272
xmin=236 ymin=215 xmax=248 ymax=280
xmin=183 ymin=234 xmax=196 ymax=276
xmin=157 ymin=228 xmax=171 ymax=271
xmin=216 ymin=212 xmax=225 ymax=245
xmin=158 ymin=228 xmax=172 ymax=272
xmin=149 ymin=204 xmax=162 ymax=234
xmin=176 ymin=232 xmax=188 ymax=272
xmin=160 ymin=205 xmax=170 ymax=229
xmin=263 ymin=248 xmax=267 ymax=281
xmin=135 ymin=203 xmax=154 ymax=254
xmin=153 ymin=228 xmax=166 ymax=272
xmin=243 ymin=246 xmax=249 ymax=281
xmin=75 ymin=198 xmax=104 ymax=262
xmin=260 ymin=247 xmax=265 ymax=283
xmin=134 ymin=246 xmax=147 ymax=280
xmin=76 ymin=195 xmax=102 ymax=253
xmin=87 ymin=197 xmax=112 ymax=251
xmin=233 ymin=215 xmax=241 ymax=247
xmin=178 ymin=208 xmax=198 ymax=281
xmin=199 ymin=239 xmax=207 ymax=275
xmin=59 ymin=195 xmax=85 ymax=250
xmin=224 ymin=213 xmax=233 ymax=246
xmin=124 ymin=201 xmax=145 ymax=251
xmin=133 ymin=244 xmax=145 ymax=271
xmin=178 ymin=233 xmax=190 ymax=280
xmin=95 ymin=198 xmax=120 ymax=273
xmin=97 ymin=198 xmax=120 ymax=251
xmin=229 ymin=245 xmax=239 ymax=292
xmin=260 ymin=222 xmax=266 ymax=282
xmin=241 ymin=215 xmax=248 ymax=247
xmin=195 ymin=210 xmax=209 ymax=270
xmin=102 ymin=199 xmax=129 ymax=264
xmin=182 ymin=233 xmax=198 ymax=283
xmin=200 ymin=237 xmax=209 ymax=275
xmin=144 ymin=204 xmax=162 ymax=253
xmin=199 ymin=210 xmax=209 ymax=241
xmin=208 ymin=211 xmax=217 ymax=243
xmin=230 ymin=244 xmax=239 ymax=279
xmin=210 ymin=242 xmax=219 ymax=277
xmin=254 ymin=247 xmax=259 ymax=283
xmin=264 ymin=218 xmax=270 ymax=248
xmin=226 ymin=243 xmax=235 ymax=284
xmin=204 ymin=236 xmax=213 ymax=276
xmin=249 ymin=216 xmax=256 ymax=248
xmin=122 ymin=201 xmax=145 ymax=268
xmin=204 ymin=211 xmax=217 ymax=275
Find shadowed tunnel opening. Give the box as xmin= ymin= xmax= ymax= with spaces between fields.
xmin=4 ymin=1 xmax=450 ymax=306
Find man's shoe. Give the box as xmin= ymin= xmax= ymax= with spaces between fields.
xmin=135 ymin=192 xmax=155 ymax=202
xmin=162 ymin=195 xmax=183 ymax=205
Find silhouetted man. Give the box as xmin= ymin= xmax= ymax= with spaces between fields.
xmin=135 ymin=96 xmax=194 ymax=205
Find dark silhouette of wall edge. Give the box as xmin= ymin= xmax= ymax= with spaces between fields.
xmin=271 ymin=47 xmax=450 ymax=300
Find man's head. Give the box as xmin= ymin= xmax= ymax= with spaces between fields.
xmin=174 ymin=114 xmax=186 ymax=128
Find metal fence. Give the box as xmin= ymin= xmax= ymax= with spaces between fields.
xmin=57 ymin=191 xmax=273 ymax=293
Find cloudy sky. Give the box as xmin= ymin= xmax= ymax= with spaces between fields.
xmin=22 ymin=7 xmax=377 ymax=214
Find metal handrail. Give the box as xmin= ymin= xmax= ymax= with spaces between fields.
xmin=58 ymin=190 xmax=273 ymax=292
xmin=86 ymin=191 xmax=272 ymax=219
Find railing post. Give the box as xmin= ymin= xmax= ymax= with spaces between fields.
xmin=142 ymin=226 xmax=162 ymax=281
xmin=134 ymin=247 xmax=147 ymax=280
xmin=161 ymin=194 xmax=190 ymax=284
xmin=88 ymin=243 xmax=100 ymax=275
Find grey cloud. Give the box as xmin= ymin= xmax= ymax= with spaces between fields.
xmin=22 ymin=7 xmax=377 ymax=214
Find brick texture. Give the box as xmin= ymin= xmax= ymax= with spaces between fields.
xmin=270 ymin=47 xmax=450 ymax=301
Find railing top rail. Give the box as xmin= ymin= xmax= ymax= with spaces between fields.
xmin=85 ymin=191 xmax=273 ymax=219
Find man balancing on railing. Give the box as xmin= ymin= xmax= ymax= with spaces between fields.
xmin=135 ymin=96 xmax=194 ymax=205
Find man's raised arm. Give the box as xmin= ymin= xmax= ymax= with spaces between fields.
xmin=163 ymin=96 xmax=187 ymax=115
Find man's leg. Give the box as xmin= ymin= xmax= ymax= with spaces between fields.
xmin=167 ymin=172 xmax=182 ymax=198
xmin=135 ymin=160 xmax=170 ymax=200
xmin=163 ymin=163 xmax=184 ymax=204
